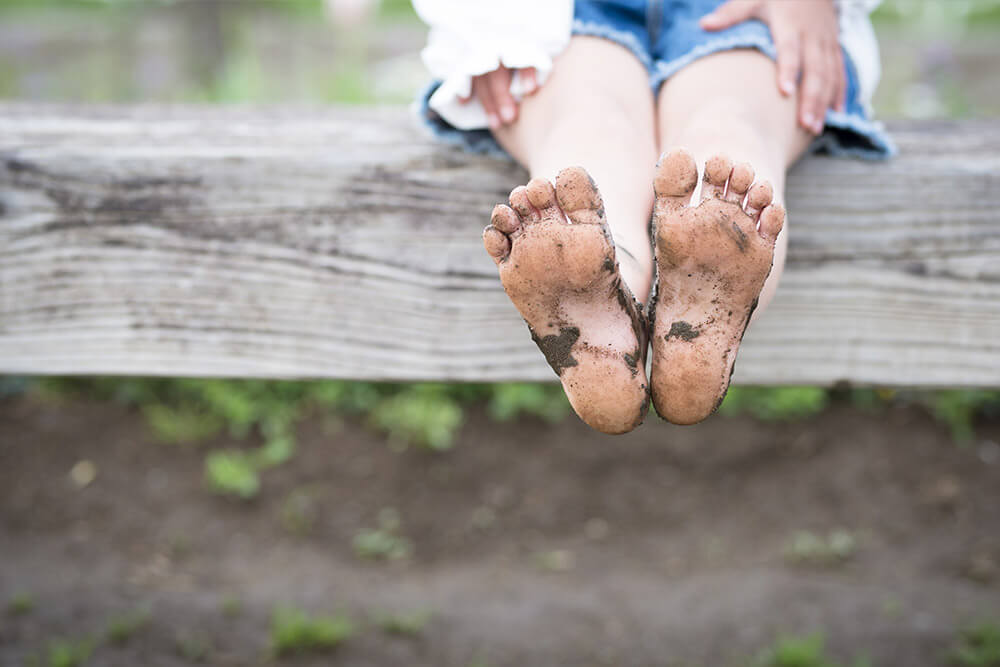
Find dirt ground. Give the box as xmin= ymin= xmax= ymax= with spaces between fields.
xmin=1 ymin=394 xmax=998 ymax=666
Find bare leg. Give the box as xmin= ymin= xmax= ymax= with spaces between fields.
xmin=649 ymin=50 xmax=814 ymax=424
xmin=493 ymin=36 xmax=658 ymax=300
xmin=657 ymin=49 xmax=814 ymax=313
xmin=483 ymin=36 xmax=657 ymax=434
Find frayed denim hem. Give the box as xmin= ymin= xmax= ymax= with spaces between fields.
xmin=571 ymin=19 xmax=654 ymax=70
xmin=649 ymin=32 xmax=777 ymax=91
xmin=413 ymin=80 xmax=514 ymax=161
xmin=650 ymin=33 xmax=894 ymax=161
xmin=811 ymin=110 xmax=896 ymax=160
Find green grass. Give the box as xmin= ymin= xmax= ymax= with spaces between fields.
xmin=754 ymin=633 xmax=872 ymax=667
xmin=220 ymin=594 xmax=243 ymax=618
xmin=27 ymin=637 xmax=95 ymax=667
xmin=270 ymin=607 xmax=355 ymax=656
xmin=174 ymin=631 xmax=212 ymax=663
xmin=951 ymin=621 xmax=1000 ymax=667
xmin=7 ymin=591 xmax=34 ymax=615
xmin=353 ymin=508 xmax=412 ymax=561
xmin=371 ymin=609 xmax=433 ymax=636
xmin=784 ymin=530 xmax=857 ymax=566
xmin=105 ymin=606 xmax=151 ymax=644
xmin=21 ymin=378 xmax=1000 ymax=502
xmin=718 ymin=386 xmax=829 ymax=421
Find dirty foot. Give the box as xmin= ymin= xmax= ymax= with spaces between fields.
xmin=483 ymin=168 xmax=649 ymax=435
xmin=649 ymin=150 xmax=785 ymax=425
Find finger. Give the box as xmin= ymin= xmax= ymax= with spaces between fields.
xmin=521 ymin=67 xmax=539 ymax=95
xmin=474 ymin=78 xmax=501 ymax=130
xmin=487 ymin=68 xmax=518 ymax=125
xmin=832 ymin=48 xmax=847 ymax=112
xmin=772 ymin=25 xmax=801 ymax=97
xmin=699 ymin=0 xmax=759 ymax=31
xmin=798 ymin=39 xmax=828 ymax=134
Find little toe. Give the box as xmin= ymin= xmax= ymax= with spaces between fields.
xmin=725 ymin=162 xmax=754 ymax=205
xmin=758 ymin=203 xmax=785 ymax=244
xmin=509 ymin=185 xmax=540 ymax=223
xmin=744 ymin=181 xmax=774 ymax=221
xmin=491 ymin=204 xmax=521 ymax=235
xmin=701 ymin=154 xmax=732 ymax=202
xmin=483 ymin=225 xmax=511 ymax=262
xmin=654 ymin=149 xmax=698 ymax=211
xmin=555 ymin=166 xmax=605 ymax=225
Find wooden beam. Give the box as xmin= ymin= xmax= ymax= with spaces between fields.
xmin=1 ymin=105 xmax=998 ymax=386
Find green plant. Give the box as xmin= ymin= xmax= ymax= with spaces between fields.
xmin=7 ymin=591 xmax=34 ymax=615
xmin=174 ymin=631 xmax=212 ymax=662
xmin=370 ymin=384 xmax=464 ymax=451
xmin=718 ymin=386 xmax=829 ymax=421
xmin=487 ymin=383 xmax=571 ymax=423
xmin=105 ymin=606 xmax=151 ymax=643
xmin=784 ymin=530 xmax=857 ymax=566
xmin=371 ymin=609 xmax=433 ymax=636
xmin=928 ymin=391 xmax=1000 ymax=443
xmin=270 ymin=607 xmax=354 ymax=656
xmin=204 ymin=449 xmax=260 ymax=498
xmin=353 ymin=508 xmax=412 ymax=561
xmin=754 ymin=633 xmax=872 ymax=667
xmin=951 ymin=620 xmax=1000 ymax=667
xmin=32 ymin=637 xmax=94 ymax=667
xmin=220 ymin=595 xmax=243 ymax=618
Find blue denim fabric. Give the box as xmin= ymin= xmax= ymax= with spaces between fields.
xmin=417 ymin=0 xmax=895 ymax=161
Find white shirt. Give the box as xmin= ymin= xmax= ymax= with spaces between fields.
xmin=414 ymin=0 xmax=882 ymax=130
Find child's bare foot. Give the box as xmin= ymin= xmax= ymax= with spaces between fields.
xmin=483 ymin=168 xmax=649 ymax=434
xmin=649 ymin=150 xmax=785 ymax=425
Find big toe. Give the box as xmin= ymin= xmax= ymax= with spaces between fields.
xmin=654 ymin=149 xmax=698 ymax=210
xmin=556 ymin=166 xmax=604 ymax=225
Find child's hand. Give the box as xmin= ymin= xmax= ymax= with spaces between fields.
xmin=460 ymin=66 xmax=539 ymax=130
xmin=700 ymin=0 xmax=844 ymax=135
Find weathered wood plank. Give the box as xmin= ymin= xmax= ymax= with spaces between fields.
xmin=1 ymin=105 xmax=998 ymax=385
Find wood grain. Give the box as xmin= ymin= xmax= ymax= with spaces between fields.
xmin=1 ymin=105 xmax=998 ymax=386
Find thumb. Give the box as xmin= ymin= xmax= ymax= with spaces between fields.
xmin=699 ymin=0 xmax=759 ymax=31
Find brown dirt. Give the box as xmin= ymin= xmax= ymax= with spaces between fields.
xmin=1 ymin=394 xmax=998 ymax=666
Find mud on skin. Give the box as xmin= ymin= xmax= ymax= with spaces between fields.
xmin=649 ymin=149 xmax=786 ymax=426
xmin=482 ymin=167 xmax=650 ymax=435
xmin=530 ymin=325 xmax=580 ymax=375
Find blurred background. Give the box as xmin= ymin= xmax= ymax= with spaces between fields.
xmin=1 ymin=1 xmax=999 ymax=666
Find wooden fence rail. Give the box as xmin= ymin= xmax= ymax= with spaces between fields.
xmin=1 ymin=105 xmax=998 ymax=385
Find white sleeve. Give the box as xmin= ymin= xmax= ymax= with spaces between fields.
xmin=413 ymin=0 xmax=573 ymax=130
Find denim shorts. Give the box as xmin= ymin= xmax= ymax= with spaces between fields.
xmin=417 ymin=0 xmax=895 ymax=161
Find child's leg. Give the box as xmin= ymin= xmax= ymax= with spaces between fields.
xmin=492 ymin=36 xmax=659 ymax=299
xmin=483 ymin=36 xmax=657 ymax=434
xmin=648 ymin=49 xmax=814 ymax=424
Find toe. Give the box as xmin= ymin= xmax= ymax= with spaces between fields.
xmin=744 ymin=181 xmax=774 ymax=221
xmin=654 ymin=149 xmax=698 ymax=211
xmin=526 ymin=178 xmax=561 ymax=218
xmin=725 ymin=162 xmax=754 ymax=205
xmin=483 ymin=225 xmax=511 ymax=262
xmin=758 ymin=203 xmax=785 ymax=244
xmin=701 ymin=154 xmax=732 ymax=202
xmin=555 ymin=166 xmax=605 ymax=225
xmin=509 ymin=185 xmax=540 ymax=223
xmin=491 ymin=204 xmax=521 ymax=235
